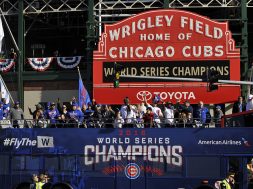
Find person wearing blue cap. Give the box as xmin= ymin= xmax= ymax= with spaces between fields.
xmin=66 ymin=103 xmax=84 ymax=127
xmin=44 ymin=102 xmax=60 ymax=127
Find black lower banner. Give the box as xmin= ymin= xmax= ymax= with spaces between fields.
xmin=103 ymin=60 xmax=230 ymax=82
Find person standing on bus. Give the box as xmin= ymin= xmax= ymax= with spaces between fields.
xmin=144 ymin=95 xmax=163 ymax=128
xmin=163 ymin=102 xmax=174 ymax=127
xmin=120 ymin=97 xmax=136 ymax=128
xmin=232 ymin=96 xmax=246 ymax=113
xmin=67 ymin=103 xmax=84 ymax=127
xmin=44 ymin=102 xmax=60 ymax=127
xmin=214 ymin=106 xmax=224 ymax=127
xmin=142 ymin=107 xmax=154 ymax=128
xmin=194 ymin=101 xmax=210 ymax=127
xmin=246 ymin=95 xmax=253 ymax=111
xmin=9 ymin=101 xmax=24 ymax=128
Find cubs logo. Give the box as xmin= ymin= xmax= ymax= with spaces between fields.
xmin=136 ymin=91 xmax=152 ymax=101
xmin=125 ymin=163 xmax=140 ymax=179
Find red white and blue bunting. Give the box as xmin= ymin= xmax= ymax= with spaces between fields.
xmin=1 ymin=56 xmax=83 ymax=72
xmin=0 ymin=59 xmax=15 ymax=72
xmin=27 ymin=57 xmax=53 ymax=71
xmin=56 ymin=56 xmax=81 ymax=69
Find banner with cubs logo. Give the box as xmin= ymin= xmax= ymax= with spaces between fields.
xmin=93 ymin=9 xmax=240 ymax=104
xmin=0 ymin=128 xmax=252 ymax=189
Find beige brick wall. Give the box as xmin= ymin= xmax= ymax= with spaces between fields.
xmin=10 ymin=90 xmax=78 ymax=118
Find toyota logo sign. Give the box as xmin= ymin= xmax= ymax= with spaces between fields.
xmin=136 ymin=91 xmax=152 ymax=101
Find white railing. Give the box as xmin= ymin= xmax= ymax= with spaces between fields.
xmin=0 ymin=118 xmax=219 ymax=128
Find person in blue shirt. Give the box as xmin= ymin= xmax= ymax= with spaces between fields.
xmin=194 ymin=101 xmax=210 ymax=127
xmin=67 ymin=103 xmax=84 ymax=127
xmin=44 ymin=102 xmax=60 ymax=127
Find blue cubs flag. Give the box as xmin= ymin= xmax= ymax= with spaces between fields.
xmin=78 ymin=77 xmax=91 ymax=107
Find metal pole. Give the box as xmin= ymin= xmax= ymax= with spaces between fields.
xmin=241 ymin=0 xmax=248 ymax=97
xmin=98 ymin=0 xmax=102 ymax=37
xmin=18 ymin=0 xmax=24 ymax=108
xmin=77 ymin=66 xmax=82 ymax=79
xmin=120 ymin=75 xmax=253 ymax=85
xmin=218 ymin=79 xmax=253 ymax=85
xmin=86 ymin=0 xmax=95 ymax=97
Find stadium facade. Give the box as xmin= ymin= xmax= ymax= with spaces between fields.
xmin=0 ymin=1 xmax=253 ymax=189
xmin=0 ymin=0 xmax=253 ymax=117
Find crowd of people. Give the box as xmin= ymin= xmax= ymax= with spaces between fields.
xmin=0 ymin=94 xmax=252 ymax=128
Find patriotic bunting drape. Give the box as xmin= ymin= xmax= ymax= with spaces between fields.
xmin=27 ymin=57 xmax=53 ymax=71
xmin=57 ymin=56 xmax=81 ymax=69
xmin=0 ymin=59 xmax=15 ymax=72
xmin=1 ymin=56 xmax=82 ymax=72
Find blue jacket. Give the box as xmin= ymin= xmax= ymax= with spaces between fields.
xmin=195 ymin=107 xmax=209 ymax=123
xmin=67 ymin=110 xmax=84 ymax=123
xmin=44 ymin=109 xmax=60 ymax=124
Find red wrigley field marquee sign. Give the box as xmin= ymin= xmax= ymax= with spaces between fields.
xmin=93 ymin=9 xmax=240 ymax=104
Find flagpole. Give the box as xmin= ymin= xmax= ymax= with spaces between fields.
xmin=0 ymin=74 xmax=14 ymax=104
xmin=77 ymin=66 xmax=82 ymax=107
xmin=77 ymin=66 xmax=82 ymax=79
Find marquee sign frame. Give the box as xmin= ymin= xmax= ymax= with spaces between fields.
xmin=93 ymin=9 xmax=240 ymax=104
